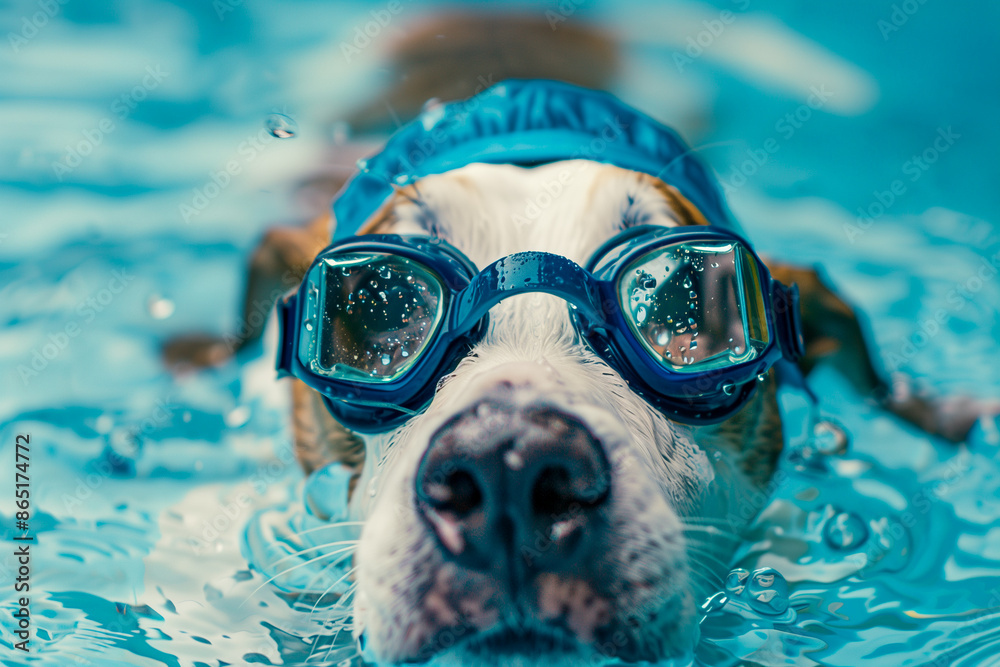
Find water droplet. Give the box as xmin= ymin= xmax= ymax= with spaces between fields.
xmin=746 ymin=567 xmax=789 ymax=614
xmin=656 ymin=329 xmax=670 ymax=346
xmin=368 ymin=476 xmax=379 ymax=498
xmin=732 ymin=345 xmax=742 ymax=354
xmin=401 ymin=349 xmax=409 ymax=358
xmin=690 ymin=340 xmax=698 ymax=350
xmin=682 ymin=277 xmax=693 ymax=289
xmin=304 ymin=320 xmax=314 ymax=332
xmin=406 ymin=275 xmax=415 ymax=284
xmin=824 ymin=511 xmax=868 ymax=549
xmin=689 ymin=290 xmax=697 ymax=299
xmin=380 ymin=353 xmax=392 ymax=366
xmin=340 ymin=266 xmax=351 ymax=276
xmin=378 ymin=266 xmax=392 ymax=280
xmin=722 ymin=381 xmax=736 ymax=396
xmin=711 ymin=262 xmax=720 ymax=268
xmin=725 ymin=568 xmax=749 ymax=595
xmin=146 ymin=294 xmax=175 ymax=319
xmin=812 ymin=420 xmax=850 ymax=455
xmin=635 ymin=305 xmax=647 ymax=324
xmin=757 ymin=373 xmax=767 ymax=382
xmin=265 ymin=113 xmax=297 ymax=139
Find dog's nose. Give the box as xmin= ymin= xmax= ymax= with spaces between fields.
xmin=415 ymin=399 xmax=610 ymax=574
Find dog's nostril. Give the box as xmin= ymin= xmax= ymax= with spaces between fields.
xmin=531 ymin=466 xmax=575 ymax=517
xmin=431 ymin=469 xmax=483 ymax=516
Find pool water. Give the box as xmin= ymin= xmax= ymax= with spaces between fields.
xmin=2 ymin=1 xmax=999 ymax=665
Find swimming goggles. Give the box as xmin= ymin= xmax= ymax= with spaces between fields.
xmin=276 ymin=224 xmax=804 ymax=432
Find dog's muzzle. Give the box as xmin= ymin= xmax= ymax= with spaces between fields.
xmin=414 ymin=397 xmax=611 ymax=576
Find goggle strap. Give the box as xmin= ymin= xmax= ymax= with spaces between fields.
xmin=275 ymin=294 xmax=296 ymax=379
xmin=771 ymin=281 xmax=806 ymax=362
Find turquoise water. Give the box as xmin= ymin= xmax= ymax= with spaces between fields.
xmin=2 ymin=1 xmax=999 ymax=665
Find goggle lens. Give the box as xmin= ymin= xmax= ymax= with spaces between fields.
xmin=300 ymin=252 xmax=446 ymax=383
xmin=618 ymin=240 xmax=770 ymax=373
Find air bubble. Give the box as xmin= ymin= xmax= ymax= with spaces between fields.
xmin=265 ymin=113 xmax=298 ymax=139
xmin=746 ymin=567 xmax=789 ymax=614
xmin=824 ymin=511 xmax=868 ymax=550
xmin=725 ymin=568 xmax=749 ymax=595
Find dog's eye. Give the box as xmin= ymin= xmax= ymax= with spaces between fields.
xmin=317 ymin=254 xmax=447 ymax=381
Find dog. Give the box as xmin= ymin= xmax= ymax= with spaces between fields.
xmin=165 ymin=13 xmax=998 ymax=665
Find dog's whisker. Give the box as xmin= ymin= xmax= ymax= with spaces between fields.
xmin=241 ymin=548 xmax=357 ymax=607
xmin=304 ymin=575 xmax=359 ymax=663
xmin=684 ymin=545 xmax=733 ymax=572
xmin=686 ymin=568 xmax=724 ymax=596
xmin=267 ymin=543 xmax=357 ymax=575
xmin=315 ymin=578 xmax=362 ymax=663
xmin=680 ymin=516 xmax=741 ymax=527
xmin=300 ymin=551 xmax=356 ymax=600
xmin=686 ymin=555 xmax=725 ymax=579
xmin=679 ymin=524 xmax=743 ymax=541
xmin=287 ymin=521 xmax=366 ymax=538
xmin=262 ymin=538 xmax=359 ymax=560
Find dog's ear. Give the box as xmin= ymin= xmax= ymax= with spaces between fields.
xmin=764 ymin=259 xmax=1000 ymax=442
xmin=291 ymin=379 xmax=366 ymax=488
xmin=644 ymin=175 xmax=711 ymax=227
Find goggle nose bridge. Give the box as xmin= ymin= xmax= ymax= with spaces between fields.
xmin=449 ymin=251 xmax=612 ymax=334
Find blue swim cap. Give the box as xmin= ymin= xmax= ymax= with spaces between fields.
xmin=333 ymin=79 xmax=733 ymax=239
